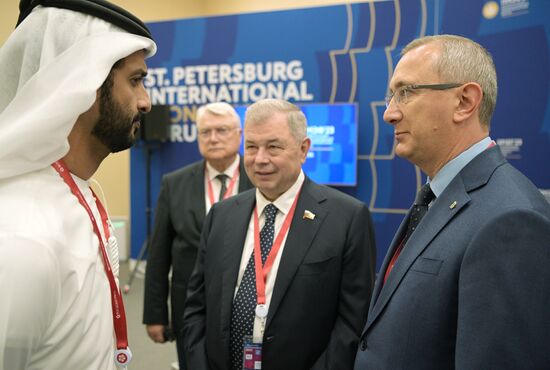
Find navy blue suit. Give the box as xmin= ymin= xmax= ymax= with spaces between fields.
xmin=355 ymin=146 xmax=550 ymax=369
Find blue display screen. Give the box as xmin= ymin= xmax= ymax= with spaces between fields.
xmin=236 ymin=103 xmax=357 ymax=186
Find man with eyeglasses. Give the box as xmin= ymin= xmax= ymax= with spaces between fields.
xmin=354 ymin=34 xmax=550 ymax=369
xmin=143 ymin=102 xmax=253 ymax=369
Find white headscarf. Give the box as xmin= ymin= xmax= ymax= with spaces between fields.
xmin=0 ymin=5 xmax=157 ymax=179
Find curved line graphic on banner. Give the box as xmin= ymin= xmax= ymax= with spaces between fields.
xmin=349 ymin=1 xmax=376 ymax=103
xmin=329 ymin=4 xmax=353 ymax=103
xmin=364 ymin=0 xmax=404 ymax=213
xmin=420 ymin=0 xmax=428 ymax=37
xmin=327 ymin=0 xmax=430 ymax=214
xmin=367 ymin=102 xmax=409 ymax=213
xmin=384 ymin=0 xmax=402 ymax=96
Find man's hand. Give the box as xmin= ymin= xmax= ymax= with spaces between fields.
xmin=146 ymin=324 xmax=166 ymax=343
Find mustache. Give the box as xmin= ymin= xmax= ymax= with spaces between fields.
xmin=133 ymin=113 xmax=144 ymax=123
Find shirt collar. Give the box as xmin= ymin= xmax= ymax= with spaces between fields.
xmin=255 ymin=171 xmax=305 ymax=217
xmin=205 ymin=154 xmax=240 ymax=181
xmin=429 ymin=136 xmax=492 ymax=197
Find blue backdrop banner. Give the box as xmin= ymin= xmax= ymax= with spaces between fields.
xmin=131 ymin=0 xmax=550 ymax=270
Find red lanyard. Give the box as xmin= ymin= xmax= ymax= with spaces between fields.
xmin=253 ymin=189 xmax=301 ymax=306
xmin=51 ymin=160 xmax=128 ymax=351
xmin=206 ymin=165 xmax=239 ymax=206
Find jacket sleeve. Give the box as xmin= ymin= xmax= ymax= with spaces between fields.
xmin=143 ymin=176 xmax=174 ymax=326
xmin=180 ymin=207 xmax=214 ymax=370
xmin=311 ymin=203 xmax=376 ymax=370
xmin=455 ymin=208 xmax=550 ymax=369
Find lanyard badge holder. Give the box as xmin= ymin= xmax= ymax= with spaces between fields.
xmin=242 ymin=188 xmax=302 ymax=370
xmin=52 ymin=160 xmax=132 ymax=369
xmin=115 ymin=347 xmax=132 ymax=369
xmin=243 ymin=336 xmax=263 ymax=370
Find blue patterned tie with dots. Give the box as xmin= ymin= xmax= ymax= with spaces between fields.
xmin=229 ymin=203 xmax=278 ymax=370
xmin=403 ymin=183 xmax=435 ymax=244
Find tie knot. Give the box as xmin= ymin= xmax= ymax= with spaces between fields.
xmin=415 ymin=183 xmax=435 ymax=206
xmin=216 ymin=173 xmax=229 ymax=184
xmin=263 ymin=204 xmax=278 ymax=224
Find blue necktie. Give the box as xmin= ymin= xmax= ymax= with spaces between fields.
xmin=229 ymin=203 xmax=278 ymax=370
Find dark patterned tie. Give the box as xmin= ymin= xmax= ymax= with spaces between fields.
xmin=383 ymin=183 xmax=436 ymax=283
xmin=229 ymin=203 xmax=278 ymax=370
xmin=402 ymin=183 xmax=435 ymax=244
xmin=216 ymin=173 xmax=229 ymax=202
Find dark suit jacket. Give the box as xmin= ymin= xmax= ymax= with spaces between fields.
xmin=143 ymin=159 xmax=253 ymax=333
xmin=355 ymin=146 xmax=550 ymax=370
xmin=182 ymin=177 xmax=376 ymax=370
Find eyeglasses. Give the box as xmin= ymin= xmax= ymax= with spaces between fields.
xmin=198 ymin=126 xmax=237 ymax=139
xmin=385 ymin=83 xmax=464 ymax=108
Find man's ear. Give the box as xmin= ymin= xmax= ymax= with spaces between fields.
xmin=453 ymin=82 xmax=483 ymax=123
xmin=300 ymin=137 xmax=311 ymax=164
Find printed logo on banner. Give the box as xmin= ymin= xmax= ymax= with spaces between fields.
xmin=144 ymin=61 xmax=314 ymax=143
xmin=130 ymin=0 xmax=550 ymax=268
xmin=496 ymin=137 xmax=523 ymax=159
xmin=500 ymin=0 xmax=529 ymax=17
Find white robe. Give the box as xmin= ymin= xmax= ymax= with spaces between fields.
xmin=0 ymin=167 xmax=119 ymax=369
xmin=0 ymin=5 xmax=156 ymax=369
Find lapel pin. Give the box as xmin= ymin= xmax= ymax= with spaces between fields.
xmin=303 ymin=210 xmax=315 ymax=220
xmin=449 ymin=201 xmax=457 ymax=209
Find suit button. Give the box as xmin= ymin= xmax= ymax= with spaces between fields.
xmin=360 ymin=339 xmax=367 ymax=351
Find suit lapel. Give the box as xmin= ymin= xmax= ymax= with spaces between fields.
xmin=219 ymin=192 xmax=255 ymax=337
xmin=266 ymin=179 xmax=327 ymax=328
xmin=364 ymin=177 xmax=470 ymax=333
xmin=369 ymin=209 xmax=411 ymax=308
xmin=364 ymin=146 xmax=507 ymax=334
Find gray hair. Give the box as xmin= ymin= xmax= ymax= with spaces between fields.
xmin=244 ymin=99 xmax=307 ymax=142
xmin=402 ymin=34 xmax=497 ymax=128
xmin=196 ymin=102 xmax=241 ymax=127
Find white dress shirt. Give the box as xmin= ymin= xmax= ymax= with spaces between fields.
xmin=204 ymin=155 xmax=241 ymax=214
xmin=235 ymin=171 xmax=305 ymax=339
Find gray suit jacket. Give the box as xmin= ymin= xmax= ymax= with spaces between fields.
xmin=143 ymin=159 xmax=253 ymax=333
xmin=355 ymin=146 xmax=550 ymax=369
xmin=183 ymin=177 xmax=376 ymax=370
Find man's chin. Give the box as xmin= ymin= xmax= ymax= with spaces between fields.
xmin=110 ymin=137 xmax=136 ymax=153
xmin=394 ymin=143 xmax=411 ymax=159
xmin=258 ymin=187 xmax=279 ymax=202
xmin=207 ymin=148 xmax=226 ymax=155
xmin=205 ymin=151 xmax=231 ymax=161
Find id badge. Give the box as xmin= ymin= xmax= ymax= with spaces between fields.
xmin=242 ymin=335 xmax=262 ymax=370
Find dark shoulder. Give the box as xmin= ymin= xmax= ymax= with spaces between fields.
xmin=304 ymin=178 xmax=366 ymax=209
xmin=212 ymin=187 xmax=256 ymax=212
xmin=163 ymin=160 xmax=204 ymax=184
xmin=488 ymin=162 xmax=550 ymax=215
xmin=457 ymin=148 xmax=550 ymax=221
